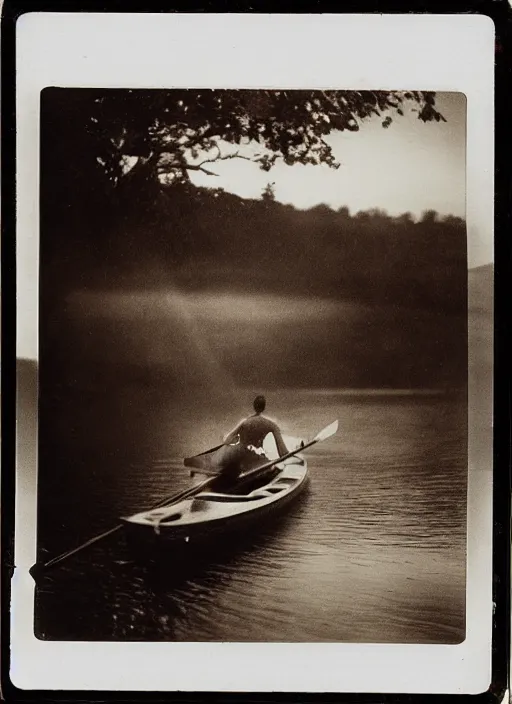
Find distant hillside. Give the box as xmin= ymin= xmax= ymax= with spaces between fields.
xmin=39 ymin=183 xmax=469 ymax=392
xmin=41 ymin=184 xmax=468 ymax=315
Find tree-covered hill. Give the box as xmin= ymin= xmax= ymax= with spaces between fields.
xmin=42 ymin=181 xmax=467 ymax=314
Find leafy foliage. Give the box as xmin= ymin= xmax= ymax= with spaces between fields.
xmin=43 ymin=88 xmax=445 ymax=197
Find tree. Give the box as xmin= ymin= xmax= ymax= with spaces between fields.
xmin=366 ymin=208 xmax=389 ymax=220
xmin=441 ymin=215 xmax=465 ymax=227
xmin=43 ymin=88 xmax=446 ymax=203
xmin=261 ymin=182 xmax=276 ymax=202
xmin=396 ymin=212 xmax=415 ymax=226
xmin=420 ymin=209 xmax=439 ymax=224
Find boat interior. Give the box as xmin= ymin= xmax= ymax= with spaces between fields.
xmin=196 ymin=478 xmax=299 ymax=503
xmin=206 ymin=466 xmax=282 ymax=496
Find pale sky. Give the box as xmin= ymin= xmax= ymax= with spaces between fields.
xmin=189 ymin=92 xmax=466 ymax=220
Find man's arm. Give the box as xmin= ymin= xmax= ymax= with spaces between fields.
xmin=272 ymin=425 xmax=289 ymax=457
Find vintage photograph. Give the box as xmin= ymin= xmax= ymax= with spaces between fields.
xmin=27 ymin=87 xmax=475 ymax=645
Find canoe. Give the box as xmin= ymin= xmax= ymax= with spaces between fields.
xmin=121 ymin=440 xmax=308 ymax=544
xmin=29 ymin=424 xmax=336 ymax=580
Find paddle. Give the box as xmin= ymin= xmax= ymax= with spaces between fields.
xmin=184 ymin=443 xmax=224 ymax=468
xmin=233 ymin=419 xmax=339 ymax=487
xmin=29 ymin=477 xmax=213 ymax=580
xmin=29 ymin=420 xmax=338 ymax=580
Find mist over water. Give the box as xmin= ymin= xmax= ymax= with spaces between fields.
xmin=62 ymin=287 xmax=465 ymax=393
xmin=34 ymin=288 xmax=467 ymax=644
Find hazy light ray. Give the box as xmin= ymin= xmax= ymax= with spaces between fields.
xmin=67 ymin=287 xmax=237 ymax=398
xmin=163 ymin=288 xmax=237 ymax=396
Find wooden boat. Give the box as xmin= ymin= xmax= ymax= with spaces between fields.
xmin=121 ymin=437 xmax=308 ymax=544
xmin=30 ymin=423 xmax=336 ymax=580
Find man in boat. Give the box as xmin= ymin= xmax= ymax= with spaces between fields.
xmin=185 ymin=396 xmax=294 ymax=493
xmin=204 ymin=396 xmax=288 ymax=484
xmin=224 ymin=395 xmax=289 ymax=456
xmin=217 ymin=395 xmax=289 ymax=483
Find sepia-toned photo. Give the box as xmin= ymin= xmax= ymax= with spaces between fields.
xmin=30 ymin=87 xmax=471 ymax=644
xmin=13 ymin=12 xmax=494 ymax=694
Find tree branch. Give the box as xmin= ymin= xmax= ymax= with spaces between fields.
xmin=184 ymin=163 xmax=220 ymax=176
xmin=196 ymin=149 xmax=262 ymax=169
xmin=135 ymin=139 xmax=272 ymax=182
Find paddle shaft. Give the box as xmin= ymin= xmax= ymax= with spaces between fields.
xmin=42 ymin=524 xmax=123 ymax=569
xmin=34 ymin=476 xmax=214 ymax=574
xmin=236 ymin=437 xmax=318 ymax=483
xmin=184 ymin=443 xmax=224 ymax=467
xmin=188 ymin=439 xmax=314 ymax=491
xmin=228 ymin=420 xmax=338 ymax=489
xmin=196 ymin=437 xmax=323 ymax=494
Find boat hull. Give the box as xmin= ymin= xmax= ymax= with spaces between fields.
xmin=121 ymin=455 xmax=308 ymax=546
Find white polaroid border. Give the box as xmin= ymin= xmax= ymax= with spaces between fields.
xmin=14 ymin=12 xmax=494 ymax=694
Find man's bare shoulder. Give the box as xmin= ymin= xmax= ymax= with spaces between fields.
xmin=260 ymin=415 xmax=280 ymax=431
xmin=239 ymin=414 xmax=280 ymax=432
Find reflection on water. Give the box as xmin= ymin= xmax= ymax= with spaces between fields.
xmin=35 ymin=387 xmax=466 ymax=643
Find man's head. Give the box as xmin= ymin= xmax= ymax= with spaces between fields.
xmin=253 ymin=395 xmax=266 ymax=414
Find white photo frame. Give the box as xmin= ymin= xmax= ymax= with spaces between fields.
xmin=14 ymin=12 xmax=494 ymax=694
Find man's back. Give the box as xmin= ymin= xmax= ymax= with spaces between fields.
xmin=224 ymin=397 xmax=289 ymax=458
xmin=236 ymin=414 xmax=280 ymax=449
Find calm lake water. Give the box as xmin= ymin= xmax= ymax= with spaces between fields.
xmin=35 ymin=385 xmax=467 ymax=643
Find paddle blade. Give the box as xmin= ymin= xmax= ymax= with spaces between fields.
xmin=314 ymin=420 xmax=339 ymax=443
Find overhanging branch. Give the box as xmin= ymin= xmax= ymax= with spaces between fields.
xmin=196 ymin=149 xmax=259 ymax=169
xmin=185 ymin=164 xmax=220 ymax=177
